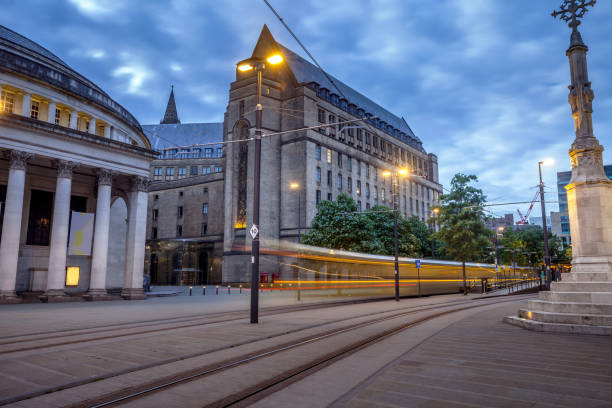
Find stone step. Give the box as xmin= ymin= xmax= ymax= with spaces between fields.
xmin=518 ymin=308 xmax=612 ymax=326
xmin=563 ymin=272 xmax=612 ymax=282
xmin=527 ymin=299 xmax=612 ymax=315
xmin=504 ymin=315 xmax=612 ymax=335
xmin=550 ymin=281 xmax=612 ymax=292
xmin=539 ymin=291 xmax=612 ymax=303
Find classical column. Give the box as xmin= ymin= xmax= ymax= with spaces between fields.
xmin=47 ymin=102 xmax=56 ymax=123
xmin=69 ymin=111 xmax=78 ymax=129
xmin=0 ymin=151 xmax=32 ymax=302
xmin=21 ymin=93 xmax=31 ymax=117
xmin=121 ymin=176 xmax=149 ymax=300
xmin=104 ymin=125 xmax=111 ymax=139
xmin=44 ymin=160 xmax=78 ymax=299
xmin=89 ymin=118 xmax=96 ymax=134
xmin=85 ymin=170 xmax=112 ymax=300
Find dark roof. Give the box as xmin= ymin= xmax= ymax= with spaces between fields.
xmin=278 ymin=44 xmax=422 ymax=147
xmin=0 ymin=25 xmax=70 ymax=69
xmin=143 ymin=122 xmax=223 ymax=150
xmin=161 ymin=86 xmax=180 ymax=124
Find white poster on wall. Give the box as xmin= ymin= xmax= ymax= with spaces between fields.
xmin=68 ymin=211 xmax=95 ymax=256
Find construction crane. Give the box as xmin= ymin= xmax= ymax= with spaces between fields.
xmin=516 ymin=190 xmax=540 ymax=225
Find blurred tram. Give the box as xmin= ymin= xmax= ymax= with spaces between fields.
xmin=255 ymin=241 xmax=538 ymax=300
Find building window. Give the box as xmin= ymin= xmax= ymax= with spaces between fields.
xmin=154 ymin=194 xmax=159 ymax=200
xmin=366 ymin=165 xmax=370 ymax=178
xmin=382 ymin=188 xmax=385 ymax=202
xmin=366 ymin=183 xmax=370 ymax=198
xmin=214 ymin=166 xmax=222 ymax=173
xmin=179 ymin=191 xmax=183 ymax=197
xmin=318 ymin=109 xmax=326 ymax=123
xmin=316 ymin=167 xmax=321 ymax=184
xmin=204 ymin=148 xmax=213 ymax=158
xmin=216 ymin=147 xmax=223 ymax=157
xmin=337 ymin=174 xmax=342 ymax=190
xmin=26 ymin=189 xmax=53 ymax=246
xmin=347 ymin=157 xmax=352 ymax=172
xmin=327 ymin=170 xmax=332 ymax=187
xmin=327 ymin=148 xmax=332 ymax=164
xmin=358 ymin=201 xmax=362 ymax=212
xmin=315 ymin=144 xmax=321 ymax=160
xmin=151 ymin=227 xmax=158 ymax=239
xmin=374 ymin=186 xmax=378 ymax=201
xmin=365 ymin=132 xmax=371 ymax=145
xmin=202 ymin=203 xmax=208 ymax=215
xmin=316 ymin=190 xmax=322 ymax=205
xmin=152 ymin=209 xmax=159 ymax=220
xmin=327 ymin=192 xmax=332 ymax=201
xmin=30 ymin=101 xmax=39 ymax=120
xmin=356 ymin=160 xmax=361 ymax=175
xmin=165 ymin=167 xmax=175 ymax=180
xmin=190 ymin=166 xmax=198 ymax=176
xmin=0 ymin=91 xmax=15 ymax=113
xmin=177 ymin=167 xmax=186 ymax=179
xmin=356 ymin=180 xmax=361 ymax=195
xmin=347 ymin=177 xmax=352 ymax=193
xmin=54 ymin=108 xmax=61 ymax=125
xmin=203 ymin=187 xmax=208 ymax=194
xmin=201 ymin=223 xmax=207 ymax=236
xmin=153 ymin=167 xmax=162 ymax=181
xmin=203 ymin=167 xmax=211 ymax=175
xmin=337 ymin=152 xmax=342 ymax=168
xmin=366 ymin=203 xmax=370 ymax=210
xmin=374 ymin=167 xmax=377 ymax=181
xmin=177 ymin=206 xmax=183 ymax=218
xmin=176 ymin=225 xmax=182 ymax=237
xmin=239 ymin=100 xmax=245 ymax=117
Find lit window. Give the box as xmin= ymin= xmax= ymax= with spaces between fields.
xmin=0 ymin=91 xmax=14 ymax=113
xmin=30 ymin=101 xmax=39 ymax=120
xmin=202 ymin=203 xmax=208 ymax=215
xmin=65 ymin=266 xmax=80 ymax=286
xmin=327 ymin=149 xmax=332 ymax=164
xmin=357 ymin=180 xmax=361 ymax=195
xmin=382 ymin=188 xmax=385 ymax=201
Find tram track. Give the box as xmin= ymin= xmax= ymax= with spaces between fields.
xmin=49 ymin=294 xmax=533 ymax=408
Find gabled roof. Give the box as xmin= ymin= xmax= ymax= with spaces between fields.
xmin=278 ymin=44 xmax=421 ymax=146
xmin=143 ymin=122 xmax=223 ymax=150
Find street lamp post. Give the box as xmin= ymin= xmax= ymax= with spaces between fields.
xmin=237 ymin=54 xmax=284 ymax=324
xmin=383 ymin=168 xmax=408 ymax=301
xmin=538 ymin=160 xmax=552 ymax=289
xmin=431 ymin=208 xmax=439 ymax=258
xmin=290 ymin=182 xmax=301 ymax=243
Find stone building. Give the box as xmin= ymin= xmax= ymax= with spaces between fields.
xmin=221 ymin=26 xmax=442 ymax=282
xmin=143 ymin=90 xmax=225 ymax=285
xmin=0 ymin=25 xmax=155 ymax=302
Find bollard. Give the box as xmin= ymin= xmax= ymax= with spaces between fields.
xmin=202 ymin=286 xmax=206 ymax=296
xmin=227 ymin=285 xmax=230 ymax=295
xmin=189 ymin=286 xmax=192 ymax=296
xmin=216 ymin=285 xmax=219 ymax=295
xmin=239 ymin=285 xmax=242 ymax=294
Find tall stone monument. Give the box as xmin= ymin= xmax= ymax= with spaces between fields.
xmin=506 ymin=0 xmax=612 ymax=335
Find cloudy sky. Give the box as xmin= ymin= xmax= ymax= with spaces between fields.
xmin=2 ymin=0 xmax=611 ymax=219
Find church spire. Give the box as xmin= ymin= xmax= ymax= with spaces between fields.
xmin=160 ymin=85 xmax=180 ymax=124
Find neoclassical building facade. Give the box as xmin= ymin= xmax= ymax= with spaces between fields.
xmin=0 ymin=25 xmax=156 ymax=302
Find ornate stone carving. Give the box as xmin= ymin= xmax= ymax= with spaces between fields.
xmin=55 ymin=160 xmax=78 ymax=179
xmin=130 ymin=176 xmax=151 ymax=192
xmin=97 ymin=169 xmax=113 ymax=186
xmin=7 ymin=150 xmax=33 ymax=171
xmin=570 ymin=147 xmax=604 ymax=169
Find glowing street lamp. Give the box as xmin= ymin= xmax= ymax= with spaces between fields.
xmin=236 ymin=53 xmax=284 ymax=324
xmin=431 ymin=207 xmax=440 ymax=258
xmin=382 ymin=167 xmax=410 ymax=301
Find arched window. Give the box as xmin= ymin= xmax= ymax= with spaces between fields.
xmin=235 ymin=122 xmax=249 ymax=228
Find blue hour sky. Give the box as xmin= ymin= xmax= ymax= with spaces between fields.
xmin=2 ymin=0 xmax=611 ymax=219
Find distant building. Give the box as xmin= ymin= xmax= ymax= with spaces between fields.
xmin=528 ymin=216 xmax=551 ymax=231
xmin=552 ymin=165 xmax=612 ymax=246
xmin=485 ymin=213 xmax=514 ymax=231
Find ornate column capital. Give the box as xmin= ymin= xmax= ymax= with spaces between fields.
xmin=6 ymin=150 xmax=33 ymax=171
xmin=130 ymin=176 xmax=151 ymax=192
xmin=54 ymin=160 xmax=79 ymax=179
xmin=97 ymin=169 xmax=113 ymax=186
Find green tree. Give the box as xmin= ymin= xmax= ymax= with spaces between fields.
xmin=364 ymin=205 xmax=420 ymax=257
xmin=302 ymin=194 xmax=378 ymax=252
xmin=434 ymin=174 xmax=490 ymax=294
xmin=406 ymin=216 xmax=433 ymax=257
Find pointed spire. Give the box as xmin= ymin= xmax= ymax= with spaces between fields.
xmin=160 ymin=85 xmax=180 ymax=124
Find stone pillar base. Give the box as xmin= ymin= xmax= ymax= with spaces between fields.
xmin=83 ymin=289 xmax=118 ymax=301
xmin=39 ymin=289 xmax=84 ymax=303
xmin=571 ymin=256 xmax=612 ymax=273
xmin=121 ymin=288 xmax=146 ymax=300
xmin=0 ymin=290 xmax=22 ymax=304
